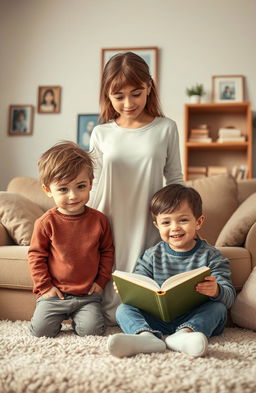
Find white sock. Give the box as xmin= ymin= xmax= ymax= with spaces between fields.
xmin=165 ymin=330 xmax=208 ymax=357
xmin=107 ymin=331 xmax=166 ymax=358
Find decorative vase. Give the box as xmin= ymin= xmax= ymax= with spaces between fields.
xmin=189 ymin=95 xmax=201 ymax=103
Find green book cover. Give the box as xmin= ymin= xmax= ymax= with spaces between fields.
xmin=113 ymin=266 xmax=210 ymax=322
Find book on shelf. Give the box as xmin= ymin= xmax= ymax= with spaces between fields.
xmin=217 ymin=136 xmax=246 ymax=143
xmin=188 ymin=166 xmax=207 ymax=179
xmin=112 ymin=266 xmax=210 ymax=322
xmin=188 ymin=173 xmax=206 ymax=180
xmin=208 ymin=166 xmax=228 ymax=176
xmin=189 ymin=137 xmax=213 ymax=143
xmin=188 ymin=166 xmax=207 ymax=174
xmin=218 ymin=128 xmax=242 ymax=137
xmin=189 ymin=126 xmax=211 ymax=143
xmin=190 ymin=129 xmax=209 ymax=135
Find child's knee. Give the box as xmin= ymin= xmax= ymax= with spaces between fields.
xmin=116 ymin=303 xmax=129 ymax=322
xmin=214 ymin=302 xmax=227 ymax=319
xmin=74 ymin=321 xmax=105 ymax=336
xmin=30 ymin=322 xmax=60 ymax=338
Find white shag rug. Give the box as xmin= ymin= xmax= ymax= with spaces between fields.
xmin=1 ymin=320 xmax=256 ymax=393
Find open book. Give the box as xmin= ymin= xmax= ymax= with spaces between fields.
xmin=113 ymin=266 xmax=210 ymax=322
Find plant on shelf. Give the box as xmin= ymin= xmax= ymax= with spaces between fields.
xmin=186 ymin=84 xmax=205 ymax=103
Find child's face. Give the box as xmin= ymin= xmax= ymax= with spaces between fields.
xmin=18 ymin=113 xmax=25 ymax=122
xmin=108 ymin=83 xmax=151 ymax=123
xmin=43 ymin=168 xmax=92 ymax=215
xmin=154 ymin=200 xmax=204 ymax=252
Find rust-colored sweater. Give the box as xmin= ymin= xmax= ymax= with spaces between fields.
xmin=28 ymin=206 xmax=114 ymax=297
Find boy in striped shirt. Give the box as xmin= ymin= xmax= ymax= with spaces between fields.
xmin=108 ymin=184 xmax=235 ymax=357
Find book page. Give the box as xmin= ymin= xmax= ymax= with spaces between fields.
xmin=161 ymin=266 xmax=210 ymax=291
xmin=113 ymin=271 xmax=161 ymax=291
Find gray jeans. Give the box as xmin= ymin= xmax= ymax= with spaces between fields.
xmin=30 ymin=292 xmax=105 ymax=338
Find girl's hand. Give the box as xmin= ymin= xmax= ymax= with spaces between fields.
xmin=42 ymin=286 xmax=64 ymax=299
xmin=196 ymin=275 xmax=219 ymax=298
xmin=113 ymin=282 xmax=119 ymax=293
xmin=88 ymin=282 xmax=103 ymax=295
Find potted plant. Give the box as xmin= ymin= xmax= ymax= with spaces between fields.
xmin=186 ymin=83 xmax=205 ymax=103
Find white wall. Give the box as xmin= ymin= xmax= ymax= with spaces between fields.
xmin=1 ymin=0 xmax=255 ymax=189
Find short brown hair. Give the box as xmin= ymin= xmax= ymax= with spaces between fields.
xmin=38 ymin=141 xmax=94 ymax=187
xmin=150 ymin=184 xmax=203 ymax=220
xmin=99 ymin=52 xmax=164 ymax=123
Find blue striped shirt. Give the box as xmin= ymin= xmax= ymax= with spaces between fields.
xmin=134 ymin=239 xmax=235 ymax=309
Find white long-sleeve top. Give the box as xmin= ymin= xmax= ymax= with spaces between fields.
xmin=89 ymin=117 xmax=184 ymax=323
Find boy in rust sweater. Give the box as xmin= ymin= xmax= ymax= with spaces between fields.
xmin=28 ymin=141 xmax=114 ymax=337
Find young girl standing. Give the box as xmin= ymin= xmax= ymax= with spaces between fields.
xmin=89 ymin=52 xmax=184 ymax=323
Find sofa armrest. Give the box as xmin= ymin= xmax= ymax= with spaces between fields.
xmin=245 ymin=221 xmax=256 ymax=269
xmin=0 ymin=223 xmax=14 ymax=246
xmin=217 ymin=246 xmax=251 ymax=290
xmin=237 ymin=179 xmax=256 ymax=205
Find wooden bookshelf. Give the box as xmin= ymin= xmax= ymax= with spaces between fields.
xmin=184 ymin=102 xmax=252 ymax=180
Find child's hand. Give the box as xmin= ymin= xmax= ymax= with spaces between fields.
xmin=196 ymin=275 xmax=219 ymax=298
xmin=42 ymin=286 xmax=64 ymax=299
xmin=88 ymin=282 xmax=103 ymax=295
xmin=113 ymin=282 xmax=119 ymax=294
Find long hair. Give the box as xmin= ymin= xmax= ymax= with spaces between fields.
xmin=99 ymin=52 xmax=164 ymax=123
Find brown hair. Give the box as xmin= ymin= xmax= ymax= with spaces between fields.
xmin=150 ymin=184 xmax=203 ymax=220
xmin=38 ymin=141 xmax=94 ymax=187
xmin=99 ymin=52 xmax=164 ymax=123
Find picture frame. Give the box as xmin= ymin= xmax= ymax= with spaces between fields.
xmin=77 ymin=114 xmax=99 ymax=151
xmin=101 ymin=47 xmax=159 ymax=86
xmin=38 ymin=85 xmax=61 ymax=113
xmin=212 ymin=75 xmax=245 ymax=103
xmin=8 ymin=105 xmax=34 ymax=136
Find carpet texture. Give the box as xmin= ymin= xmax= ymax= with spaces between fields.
xmin=1 ymin=320 xmax=256 ymax=393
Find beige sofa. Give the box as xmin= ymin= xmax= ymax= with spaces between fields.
xmin=0 ymin=174 xmax=256 ymax=321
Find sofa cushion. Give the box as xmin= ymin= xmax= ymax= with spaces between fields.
xmin=7 ymin=176 xmax=55 ymax=212
xmin=237 ymin=179 xmax=256 ymax=205
xmin=0 ymin=223 xmax=14 ymax=246
xmin=231 ymin=267 xmax=256 ymax=330
xmin=0 ymin=192 xmax=44 ymax=245
xmin=215 ymin=193 xmax=256 ymax=247
xmin=186 ymin=174 xmax=239 ymax=245
xmin=0 ymin=245 xmax=33 ymax=289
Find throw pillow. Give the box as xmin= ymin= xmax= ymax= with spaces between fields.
xmin=0 ymin=192 xmax=44 ymax=245
xmin=215 ymin=192 xmax=256 ymax=247
xmin=231 ymin=267 xmax=256 ymax=330
xmin=186 ymin=174 xmax=239 ymax=245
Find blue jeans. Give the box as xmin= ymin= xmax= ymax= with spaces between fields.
xmin=116 ymin=301 xmax=227 ymax=339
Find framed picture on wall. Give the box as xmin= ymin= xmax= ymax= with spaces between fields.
xmin=101 ymin=47 xmax=159 ymax=86
xmin=38 ymin=85 xmax=61 ymax=113
xmin=77 ymin=114 xmax=99 ymax=151
xmin=212 ymin=75 xmax=245 ymax=102
xmin=8 ymin=105 xmax=34 ymax=135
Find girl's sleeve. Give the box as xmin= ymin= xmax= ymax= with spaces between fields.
xmin=88 ymin=128 xmax=103 ymax=207
xmin=164 ymin=121 xmax=184 ymax=185
xmin=95 ymin=215 xmax=115 ymax=289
